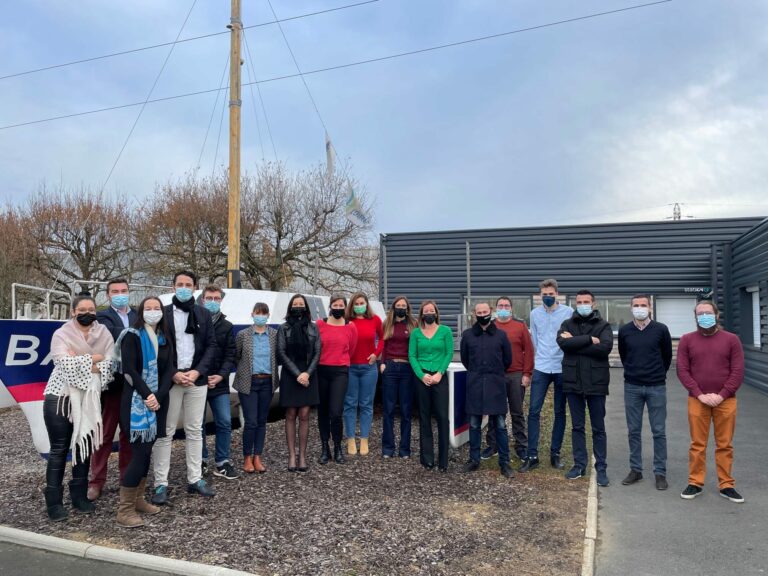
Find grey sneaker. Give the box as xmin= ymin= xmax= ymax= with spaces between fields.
xmin=151 ymin=485 xmax=168 ymax=505
xmin=622 ymin=470 xmax=643 ymax=485
xmin=187 ymin=479 xmax=216 ymax=497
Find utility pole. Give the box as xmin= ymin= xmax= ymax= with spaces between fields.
xmin=226 ymin=0 xmax=242 ymax=288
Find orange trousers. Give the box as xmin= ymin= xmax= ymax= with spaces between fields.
xmin=687 ymin=396 xmax=737 ymax=489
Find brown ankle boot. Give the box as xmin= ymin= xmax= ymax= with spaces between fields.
xmin=116 ymin=487 xmax=144 ymax=528
xmin=135 ymin=478 xmax=160 ymax=515
xmin=253 ymin=455 xmax=266 ymax=473
xmin=243 ymin=455 xmax=255 ymax=474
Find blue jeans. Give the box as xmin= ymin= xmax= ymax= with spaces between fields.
xmin=624 ymin=383 xmax=667 ymax=476
xmin=240 ymin=377 xmax=273 ymax=456
xmin=201 ymin=393 xmax=232 ymax=466
xmin=567 ymin=393 xmax=607 ymax=472
xmin=470 ymin=414 xmax=509 ymax=466
xmin=344 ymin=363 xmax=378 ymax=439
xmin=527 ymin=370 xmax=566 ymax=459
xmin=381 ymin=360 xmax=415 ymax=457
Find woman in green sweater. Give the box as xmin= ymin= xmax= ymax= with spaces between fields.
xmin=409 ymin=300 xmax=454 ymax=472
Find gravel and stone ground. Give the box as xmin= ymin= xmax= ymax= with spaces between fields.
xmin=0 ymin=399 xmax=586 ymax=576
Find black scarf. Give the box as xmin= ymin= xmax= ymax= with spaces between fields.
xmin=286 ymin=314 xmax=310 ymax=371
xmin=172 ymin=296 xmax=197 ymax=334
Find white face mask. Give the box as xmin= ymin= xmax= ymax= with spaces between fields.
xmin=632 ymin=307 xmax=650 ymax=321
xmin=144 ymin=310 xmax=163 ymax=326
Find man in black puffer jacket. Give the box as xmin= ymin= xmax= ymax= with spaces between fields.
xmin=557 ymin=290 xmax=613 ymax=487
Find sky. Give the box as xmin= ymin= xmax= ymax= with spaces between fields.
xmin=1 ymin=0 xmax=767 ymax=237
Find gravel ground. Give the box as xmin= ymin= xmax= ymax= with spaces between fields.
xmin=0 ymin=403 xmax=586 ymax=576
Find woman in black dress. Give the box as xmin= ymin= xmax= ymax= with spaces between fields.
xmin=277 ymin=294 xmax=321 ymax=472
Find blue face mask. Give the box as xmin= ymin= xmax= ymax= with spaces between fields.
xmin=697 ymin=313 xmax=716 ymax=329
xmin=111 ymin=294 xmax=129 ymax=309
xmin=203 ymin=300 xmax=221 ymax=314
xmin=253 ymin=315 xmax=269 ymax=327
xmin=542 ymin=296 xmax=556 ymax=308
xmin=496 ymin=309 xmax=512 ymax=320
xmin=577 ymin=304 xmax=593 ymax=317
xmin=175 ymin=287 xmax=193 ymax=302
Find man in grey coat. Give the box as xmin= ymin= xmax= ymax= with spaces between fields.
xmin=460 ymin=302 xmax=513 ymax=478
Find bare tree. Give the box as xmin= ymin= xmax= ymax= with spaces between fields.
xmin=0 ymin=207 xmax=46 ymax=317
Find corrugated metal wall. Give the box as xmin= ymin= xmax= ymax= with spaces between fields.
xmin=381 ymin=218 xmax=763 ymax=332
xmin=727 ymin=218 xmax=768 ymax=394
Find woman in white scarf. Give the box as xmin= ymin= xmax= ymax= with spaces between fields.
xmin=43 ymin=294 xmax=114 ymax=522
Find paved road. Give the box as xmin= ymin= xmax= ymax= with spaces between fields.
xmin=596 ymin=369 xmax=768 ymax=576
xmin=0 ymin=541 xmax=170 ymax=576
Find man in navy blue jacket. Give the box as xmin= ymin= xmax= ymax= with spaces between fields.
xmin=618 ymin=294 xmax=673 ymax=490
xmin=88 ymin=278 xmax=137 ymax=501
xmin=151 ymin=271 xmax=217 ymax=503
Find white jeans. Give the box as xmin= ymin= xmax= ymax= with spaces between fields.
xmin=152 ymin=383 xmax=207 ymax=486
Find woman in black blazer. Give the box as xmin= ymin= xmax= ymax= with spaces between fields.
xmin=276 ymin=294 xmax=321 ymax=472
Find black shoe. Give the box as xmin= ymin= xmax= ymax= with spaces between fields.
xmin=518 ymin=457 xmax=540 ymax=473
xmin=622 ymin=470 xmax=643 ymax=485
xmin=655 ymin=475 xmax=668 ymax=491
xmin=515 ymin=449 xmax=527 ymax=461
xmin=463 ymin=461 xmax=480 ymax=473
xmin=422 ymin=463 xmax=435 ymax=471
xmin=151 ymin=485 xmax=168 ymax=505
xmin=333 ymin=444 xmax=346 ymax=464
xmin=187 ymin=479 xmax=216 ymax=497
xmin=565 ymin=465 xmax=585 ymax=480
xmin=69 ymin=481 xmax=95 ymax=514
xmin=550 ymin=453 xmax=564 ymax=470
xmin=680 ymin=484 xmax=702 ymax=499
xmin=719 ymin=487 xmax=744 ymax=503
xmin=44 ymin=487 xmax=68 ymax=522
xmin=438 ymin=466 xmax=448 ymax=473
xmin=214 ymin=462 xmax=239 ymax=481
xmin=480 ymin=446 xmax=497 ymax=460
xmin=318 ymin=442 xmax=330 ymax=465
xmin=596 ymin=470 xmax=610 ymax=487
xmin=500 ymin=464 xmax=514 ymax=478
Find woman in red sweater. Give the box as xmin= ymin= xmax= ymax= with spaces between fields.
xmin=316 ymin=295 xmax=358 ymax=464
xmin=344 ymin=292 xmax=384 ymax=456
xmin=380 ymin=296 xmax=418 ymax=458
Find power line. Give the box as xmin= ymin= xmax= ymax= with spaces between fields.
xmin=212 ymin=85 xmax=229 ymax=179
xmin=241 ymin=33 xmax=266 ymax=161
xmin=242 ymin=28 xmax=278 ymax=161
xmin=0 ymin=1 xmax=673 ymax=132
xmin=0 ymin=0 xmax=381 ymax=82
xmin=196 ymin=54 xmax=230 ymax=171
xmin=47 ymin=0 xmax=199 ymax=294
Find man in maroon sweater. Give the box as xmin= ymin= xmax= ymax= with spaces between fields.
xmin=677 ymin=300 xmax=745 ymax=503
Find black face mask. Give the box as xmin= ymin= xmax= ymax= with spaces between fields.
xmin=330 ymin=308 xmax=345 ymax=319
xmin=422 ymin=314 xmax=436 ymax=325
xmin=394 ymin=308 xmax=407 ymax=318
xmin=476 ymin=314 xmax=492 ymax=326
xmin=76 ymin=313 xmax=97 ymax=327
xmin=290 ymin=307 xmax=306 ymax=318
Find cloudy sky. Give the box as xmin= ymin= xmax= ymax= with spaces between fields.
xmin=1 ymin=0 xmax=767 ymax=236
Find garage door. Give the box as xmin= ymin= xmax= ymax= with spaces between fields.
xmin=656 ymin=298 xmax=697 ymax=338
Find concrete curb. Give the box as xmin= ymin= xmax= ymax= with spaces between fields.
xmin=0 ymin=525 xmax=254 ymax=576
xmin=581 ymin=463 xmax=599 ymax=576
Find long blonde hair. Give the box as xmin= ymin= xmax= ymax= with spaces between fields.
xmin=383 ymin=296 xmax=417 ymax=339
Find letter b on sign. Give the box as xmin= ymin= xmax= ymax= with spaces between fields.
xmin=5 ymin=335 xmax=40 ymax=366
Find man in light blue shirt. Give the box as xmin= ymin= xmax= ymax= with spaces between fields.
xmin=519 ymin=278 xmax=573 ymax=472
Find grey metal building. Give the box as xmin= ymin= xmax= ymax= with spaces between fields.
xmin=380 ymin=217 xmax=767 ymax=391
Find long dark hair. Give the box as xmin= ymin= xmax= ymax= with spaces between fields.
xmin=285 ymin=294 xmax=312 ymax=321
xmin=132 ymin=296 xmax=167 ymax=335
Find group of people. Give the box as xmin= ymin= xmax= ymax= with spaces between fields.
xmin=41 ymin=273 xmax=746 ymax=526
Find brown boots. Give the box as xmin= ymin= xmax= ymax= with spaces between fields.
xmin=116 ymin=478 xmax=160 ymax=528
xmin=253 ymin=455 xmax=266 ymax=473
xmin=243 ymin=455 xmax=255 ymax=474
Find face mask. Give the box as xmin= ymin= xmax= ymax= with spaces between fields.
xmin=290 ymin=307 xmax=306 ymax=318
xmin=76 ymin=313 xmax=97 ymax=327
xmin=476 ymin=314 xmax=492 ymax=326
xmin=330 ymin=308 xmax=345 ymax=319
xmin=175 ymin=287 xmax=193 ymax=302
xmin=577 ymin=305 xmax=593 ymax=317
xmin=203 ymin=300 xmax=221 ymax=314
xmin=353 ymin=304 xmax=367 ymax=315
xmin=394 ymin=308 xmax=407 ymax=318
xmin=143 ymin=310 xmax=163 ymax=326
xmin=542 ymin=296 xmax=556 ymax=308
xmin=253 ymin=315 xmax=269 ymax=327
xmin=632 ymin=307 xmax=649 ymax=321
xmin=697 ymin=314 xmax=717 ymax=329
xmin=423 ymin=314 xmax=436 ymax=325
xmin=496 ymin=309 xmax=512 ymax=320
xmin=111 ymin=294 xmax=129 ymax=309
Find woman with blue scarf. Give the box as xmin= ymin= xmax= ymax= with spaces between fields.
xmin=114 ymin=296 xmax=174 ymax=528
